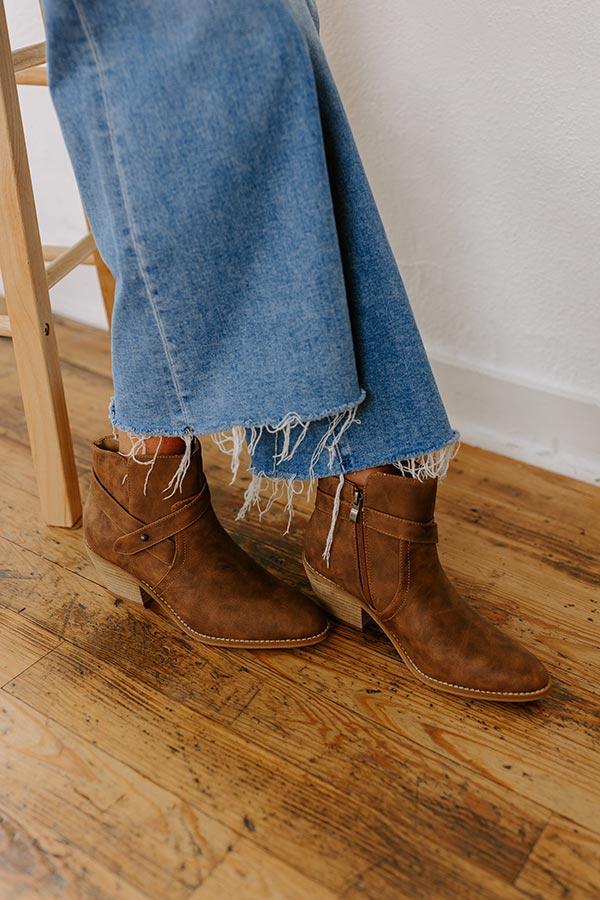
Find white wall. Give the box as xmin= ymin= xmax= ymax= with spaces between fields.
xmin=5 ymin=1 xmax=600 ymax=480
xmin=318 ymin=0 xmax=600 ymax=482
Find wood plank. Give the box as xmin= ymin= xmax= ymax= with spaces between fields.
xmin=247 ymin=631 xmax=600 ymax=833
xmin=43 ymin=243 xmax=95 ymax=265
xmin=0 ymin=691 xmax=236 ymax=898
xmin=0 ymin=537 xmax=264 ymax=725
xmin=191 ymin=840 xmax=337 ymax=900
xmin=0 ymin=471 xmax=598 ymax=838
xmin=0 ymin=806 xmax=147 ymax=900
xmin=3 ymin=643 xmax=380 ymax=893
xmin=4 ymin=641 xmax=544 ymax=896
xmin=1 ymin=578 xmax=549 ymax=882
xmin=515 ymin=814 xmax=600 ymax=898
xmin=341 ymin=858 xmax=527 ymax=900
xmin=1 ymin=317 xmax=599 ymax=896
xmin=0 ymin=605 xmax=59 ymax=685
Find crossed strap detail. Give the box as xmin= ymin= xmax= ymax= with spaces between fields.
xmin=113 ymin=484 xmax=212 ymax=555
xmin=90 ymin=471 xmax=212 ymax=558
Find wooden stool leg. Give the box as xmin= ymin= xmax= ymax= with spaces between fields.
xmin=0 ymin=5 xmax=81 ymax=527
xmin=92 ymin=246 xmax=115 ymax=324
xmin=84 ymin=213 xmax=115 ymax=324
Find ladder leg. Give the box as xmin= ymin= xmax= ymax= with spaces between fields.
xmin=0 ymin=4 xmax=81 ymax=526
xmin=92 ymin=246 xmax=115 ymax=324
xmin=84 ymin=213 xmax=115 ymax=324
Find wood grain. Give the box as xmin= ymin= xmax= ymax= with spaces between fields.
xmin=0 ymin=316 xmax=599 ymax=897
xmin=0 ymin=7 xmax=80 ymax=526
xmin=0 ymin=692 xmax=236 ymax=898
xmin=0 ymin=606 xmax=59 ymax=685
xmin=191 ymin=840 xmax=337 ymax=900
xmin=515 ymin=814 xmax=600 ymax=899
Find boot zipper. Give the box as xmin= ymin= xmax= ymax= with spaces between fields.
xmin=349 ymin=487 xmax=371 ymax=602
xmin=349 ymin=488 xmax=363 ymax=522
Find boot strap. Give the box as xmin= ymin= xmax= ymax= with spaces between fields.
xmin=113 ymin=484 xmax=212 ymax=555
xmin=363 ymin=508 xmax=438 ymax=543
xmin=315 ymin=492 xmax=437 ymax=543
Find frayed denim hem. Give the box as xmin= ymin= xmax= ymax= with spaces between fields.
xmin=108 ymin=396 xmax=459 ymax=552
xmin=236 ymin=434 xmax=461 ymax=554
xmin=108 ymin=393 xmax=367 ymax=443
xmin=108 ymin=391 xmax=367 ymax=507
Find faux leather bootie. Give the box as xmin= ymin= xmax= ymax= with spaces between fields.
xmin=303 ymin=472 xmax=550 ymax=701
xmin=84 ymin=437 xmax=329 ymax=648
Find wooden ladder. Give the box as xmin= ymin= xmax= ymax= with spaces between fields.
xmin=0 ymin=2 xmax=114 ymax=527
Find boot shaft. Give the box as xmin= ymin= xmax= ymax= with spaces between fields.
xmin=305 ymin=472 xmax=440 ymax=607
xmin=89 ymin=436 xmax=205 ymax=523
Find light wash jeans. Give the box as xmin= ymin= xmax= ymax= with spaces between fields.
xmin=44 ymin=0 xmax=458 ymax=514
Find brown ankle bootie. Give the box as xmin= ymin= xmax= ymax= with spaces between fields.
xmin=303 ymin=472 xmax=550 ymax=701
xmin=84 ymin=437 xmax=329 ymax=648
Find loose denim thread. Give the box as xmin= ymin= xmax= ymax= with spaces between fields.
xmin=117 ymin=428 xmax=195 ymax=499
xmin=112 ymin=397 xmax=459 ymax=561
xmin=222 ymin=404 xmax=362 ymax=534
xmin=320 ymin=440 xmax=460 ymax=567
xmin=211 ymin=405 xmax=359 ymax=487
xmin=393 ymin=441 xmax=460 ymax=480
xmin=236 ymin=473 xmax=306 ymax=535
xmin=215 ymin=407 xmax=458 ymax=565
xmin=323 ymin=473 xmax=345 ymax=564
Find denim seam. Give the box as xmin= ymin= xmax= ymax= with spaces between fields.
xmin=71 ymin=0 xmax=191 ymax=428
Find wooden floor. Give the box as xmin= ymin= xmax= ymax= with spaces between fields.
xmin=0 ymin=318 xmax=599 ymax=900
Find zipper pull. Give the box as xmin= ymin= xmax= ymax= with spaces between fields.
xmin=349 ymin=488 xmax=363 ymax=522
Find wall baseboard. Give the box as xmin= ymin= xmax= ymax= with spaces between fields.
xmin=431 ymin=354 xmax=599 ymax=485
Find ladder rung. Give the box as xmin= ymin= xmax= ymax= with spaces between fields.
xmin=46 ymin=233 xmax=97 ymax=288
xmin=43 ymin=243 xmax=95 ymax=266
xmin=15 ymin=64 xmax=48 ymax=86
xmin=12 ymin=41 xmax=46 ymax=73
xmin=0 ymin=314 xmax=11 ymax=337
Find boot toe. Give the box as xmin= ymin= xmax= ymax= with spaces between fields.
xmin=270 ymin=586 xmax=330 ymax=644
xmin=460 ymin=640 xmax=551 ymax=699
xmin=499 ymin=646 xmax=551 ymax=698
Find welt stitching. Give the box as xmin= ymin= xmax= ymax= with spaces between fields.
xmin=142 ymin=555 xmax=328 ymax=644
xmin=96 ymin=544 xmax=328 ymax=644
xmin=303 ymin=559 xmax=548 ymax=697
xmin=363 ymin=520 xmax=435 ymax=542
xmin=369 ymin=507 xmax=435 ymax=525
xmin=126 ymin=541 xmax=329 ymax=644
xmin=385 ymin=542 xmax=411 ymax=621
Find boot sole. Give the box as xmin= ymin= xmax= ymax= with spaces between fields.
xmin=85 ymin=544 xmax=329 ymax=649
xmin=303 ymin=557 xmax=551 ymax=703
